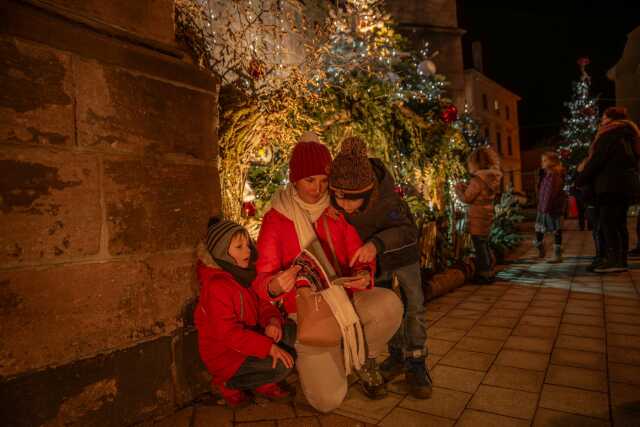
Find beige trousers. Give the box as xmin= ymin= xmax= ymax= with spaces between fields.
xmin=295 ymin=287 xmax=403 ymax=413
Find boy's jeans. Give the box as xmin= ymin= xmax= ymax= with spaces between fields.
xmin=225 ymin=321 xmax=296 ymax=390
xmin=471 ymin=235 xmax=492 ymax=276
xmin=376 ymin=262 xmax=427 ymax=357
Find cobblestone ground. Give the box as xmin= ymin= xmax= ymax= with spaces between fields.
xmin=151 ymin=221 xmax=640 ymax=427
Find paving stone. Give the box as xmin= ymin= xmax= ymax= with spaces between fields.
xmin=564 ymin=305 xmax=603 ymax=316
xmin=193 ymin=405 xmax=233 ymax=427
xmin=550 ymin=348 xmax=606 ymax=371
xmin=545 ymin=364 xmax=608 ymax=392
xmin=606 ymin=296 xmax=640 ymax=306
xmin=427 ymin=327 xmax=466 ymax=342
xmin=606 ymin=313 xmax=640 ymax=325
xmin=609 ymin=363 xmax=640 ymax=386
xmin=488 ymin=308 xmax=525 ymax=318
xmin=609 ymin=382 xmax=640 ymax=427
xmin=606 ymin=323 xmax=640 ymax=336
xmin=456 ymin=409 xmax=530 ymax=427
xmin=532 ymin=408 xmax=610 ymax=427
xmin=513 ymin=324 xmax=558 ymax=339
xmin=155 ymin=407 xmax=193 ymax=427
xmin=279 ymin=417 xmax=320 ymax=427
xmin=608 ymin=346 xmax=640 ymax=365
xmin=556 ymin=335 xmax=605 ymax=353
xmin=235 ymin=402 xmax=296 ymax=422
xmin=525 ymin=307 xmax=564 ymax=317
xmin=455 ymin=336 xmax=504 ymax=354
xmin=379 ymin=407 xmax=454 ymax=427
xmin=483 ymin=364 xmax=545 ymax=392
xmin=427 ymin=354 xmax=442 ymax=370
xmin=607 ymin=333 xmax=640 ymax=350
xmin=559 ymin=323 xmax=605 ymax=339
xmin=433 ymin=316 xmax=476 ymax=331
xmin=563 ymin=314 xmax=604 ymax=326
xmin=399 ymin=386 xmax=471 ymax=419
xmin=468 ymin=384 xmax=538 ymax=420
xmin=539 ymin=384 xmax=609 ymax=419
xmin=334 ymin=384 xmax=401 ymax=424
xmin=426 ymin=311 xmax=447 ymax=322
xmin=566 ymin=299 xmax=603 ymax=308
xmin=494 ymin=349 xmax=550 ymax=371
xmin=503 ymin=336 xmax=554 ymax=354
xmin=467 ymin=325 xmax=512 ymax=340
xmin=457 ymin=302 xmax=493 ymax=312
xmin=431 ymin=365 xmax=484 ymax=393
xmin=438 ymin=349 xmax=495 ymax=371
xmin=427 ymin=338 xmax=456 ymax=356
xmin=318 ymin=414 xmax=375 ymax=427
xmin=606 ymin=305 xmax=640 ymax=315
xmin=446 ymin=309 xmax=484 ymax=319
xmin=493 ymin=301 xmax=530 ymax=310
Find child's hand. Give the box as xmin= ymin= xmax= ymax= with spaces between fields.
xmin=269 ymin=344 xmax=294 ymax=369
xmin=349 ymin=242 xmax=378 ymax=267
xmin=265 ymin=318 xmax=282 ymax=342
xmin=342 ymin=276 xmax=369 ymax=290
xmin=268 ymin=265 xmax=302 ymax=296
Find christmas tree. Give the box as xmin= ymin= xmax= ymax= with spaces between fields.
xmin=557 ymin=57 xmax=599 ymax=183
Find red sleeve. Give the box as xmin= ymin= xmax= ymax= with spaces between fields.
xmin=254 ymin=210 xmax=287 ymax=303
xmin=257 ymin=298 xmax=283 ymax=328
xmin=342 ymin=218 xmax=375 ymax=291
xmin=205 ymin=285 xmax=273 ymax=358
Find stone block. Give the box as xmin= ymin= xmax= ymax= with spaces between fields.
xmin=45 ymin=0 xmax=175 ymax=45
xmin=539 ymin=384 xmax=609 ymax=419
xmin=400 ymin=386 xmax=471 ymax=420
xmin=172 ymin=328 xmax=212 ymax=407
xmin=76 ymin=59 xmax=217 ymax=160
xmin=0 ymin=37 xmax=74 ymax=148
xmin=103 ymin=157 xmax=218 ymax=255
xmin=468 ymin=385 xmax=538 ymax=420
xmin=0 ymin=251 xmax=195 ymax=376
xmin=494 ymin=349 xmax=549 ymax=372
xmin=0 ymin=146 xmax=101 ymax=265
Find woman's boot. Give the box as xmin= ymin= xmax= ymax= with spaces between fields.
xmin=405 ymin=357 xmax=433 ymax=399
xmin=357 ymin=358 xmax=387 ymax=400
xmin=549 ymin=244 xmax=562 ymax=263
xmin=533 ymin=239 xmax=545 ymax=258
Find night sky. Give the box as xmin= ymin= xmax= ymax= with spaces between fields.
xmin=458 ymin=0 xmax=640 ymax=149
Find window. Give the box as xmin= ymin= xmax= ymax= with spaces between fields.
xmin=496 ymin=132 xmax=502 ymax=154
xmin=482 ymin=94 xmax=488 ymax=110
xmin=507 ymin=135 xmax=513 ymax=156
xmin=506 ymin=105 xmax=511 ymax=120
xmin=494 ymin=99 xmax=500 ymax=115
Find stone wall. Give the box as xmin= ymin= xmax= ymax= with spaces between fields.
xmin=0 ymin=1 xmax=220 ymax=426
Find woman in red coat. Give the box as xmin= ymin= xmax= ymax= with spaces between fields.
xmin=253 ymin=133 xmax=403 ymax=412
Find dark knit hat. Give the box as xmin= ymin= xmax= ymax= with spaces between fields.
xmin=206 ymin=217 xmax=246 ymax=265
xmin=289 ymin=132 xmax=332 ymax=182
xmin=329 ymin=137 xmax=376 ymax=196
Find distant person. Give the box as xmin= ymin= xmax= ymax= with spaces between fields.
xmin=195 ymin=218 xmax=294 ymax=408
xmin=534 ymin=152 xmax=567 ymax=263
xmin=577 ymin=107 xmax=640 ymax=273
xmin=455 ymin=146 xmax=502 ymax=283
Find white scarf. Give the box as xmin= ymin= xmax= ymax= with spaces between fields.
xmin=271 ymin=184 xmax=366 ymax=374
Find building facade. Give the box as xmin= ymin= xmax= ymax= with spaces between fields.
xmin=464 ymin=69 xmax=523 ymax=193
xmin=608 ymin=26 xmax=640 ymax=125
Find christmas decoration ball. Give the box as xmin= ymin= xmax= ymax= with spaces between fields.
xmin=393 ymin=185 xmax=405 ymax=198
xmin=559 ymin=148 xmax=570 ymax=159
xmin=418 ymin=59 xmax=437 ymax=77
xmin=441 ymin=105 xmax=458 ymax=124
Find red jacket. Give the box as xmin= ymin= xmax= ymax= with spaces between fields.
xmin=254 ymin=208 xmax=375 ymax=314
xmin=194 ymin=245 xmax=283 ymax=385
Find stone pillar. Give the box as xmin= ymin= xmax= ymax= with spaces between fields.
xmin=0 ymin=1 xmax=220 ymax=425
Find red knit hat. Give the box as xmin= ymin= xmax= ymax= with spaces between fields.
xmin=289 ymin=132 xmax=332 ymax=182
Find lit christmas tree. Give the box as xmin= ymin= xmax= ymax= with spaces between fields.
xmin=557 ymin=57 xmax=599 ymax=183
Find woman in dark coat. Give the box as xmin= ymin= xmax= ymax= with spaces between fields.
xmin=577 ymin=107 xmax=640 ymax=273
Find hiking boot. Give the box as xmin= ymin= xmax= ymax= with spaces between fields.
xmin=594 ymin=256 xmax=627 ymax=273
xmin=586 ymin=257 xmax=604 ymax=272
xmin=357 ymin=358 xmax=387 ymax=400
xmin=534 ymin=240 xmax=545 ymax=258
xmin=254 ymin=382 xmax=292 ymax=403
xmin=628 ymin=247 xmax=640 ymax=259
xmin=380 ymin=348 xmax=405 ymax=383
xmin=548 ymin=244 xmax=562 ymax=263
xmin=220 ymin=385 xmax=252 ymax=408
xmin=405 ymin=358 xmax=432 ymax=399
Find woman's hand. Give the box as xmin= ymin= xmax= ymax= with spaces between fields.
xmin=269 ymin=344 xmax=294 ymax=369
xmin=349 ymin=242 xmax=378 ymax=267
xmin=342 ymin=275 xmax=370 ymax=290
xmin=268 ymin=265 xmax=302 ymax=296
xmin=264 ymin=318 xmax=282 ymax=342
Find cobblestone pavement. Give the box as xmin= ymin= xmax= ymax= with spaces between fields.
xmin=151 ymin=221 xmax=640 ymax=426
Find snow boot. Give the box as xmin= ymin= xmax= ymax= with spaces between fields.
xmin=357 ymin=358 xmax=387 ymax=400
xmin=405 ymin=357 xmax=433 ymax=400
xmin=380 ymin=347 xmax=405 ymax=383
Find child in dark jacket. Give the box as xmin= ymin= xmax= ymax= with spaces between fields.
xmin=195 ymin=218 xmax=295 ymax=408
xmin=535 ymin=152 xmax=567 ymax=263
xmin=328 ymin=137 xmax=431 ymax=400
xmin=455 ymin=146 xmax=502 ymax=283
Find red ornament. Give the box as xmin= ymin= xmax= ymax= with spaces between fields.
xmin=577 ymin=57 xmax=590 ymax=66
xmin=582 ymin=107 xmax=595 ymax=116
xmin=242 ymin=201 xmax=256 ymax=217
xmin=441 ymin=105 xmax=458 ymax=124
xmin=559 ymin=148 xmax=570 ymax=160
xmin=393 ymin=185 xmax=405 ymax=198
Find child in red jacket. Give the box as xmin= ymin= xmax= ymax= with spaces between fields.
xmin=195 ymin=218 xmax=295 ymax=408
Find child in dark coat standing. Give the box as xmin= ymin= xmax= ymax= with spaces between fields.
xmin=455 ymin=146 xmax=502 ymax=283
xmin=328 ymin=137 xmax=431 ymax=400
xmin=535 ymin=152 xmax=567 ymax=263
xmin=195 ymin=218 xmax=295 ymax=408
